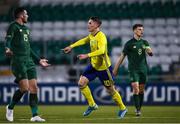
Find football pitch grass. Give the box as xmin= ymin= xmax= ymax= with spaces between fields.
xmin=0 ymin=105 xmax=180 ymax=123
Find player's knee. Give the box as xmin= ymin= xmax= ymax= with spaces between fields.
xmin=78 ymin=81 xmax=87 ymax=88
xmin=133 ymin=87 xmax=139 ymax=94
xmin=132 ymin=83 xmax=139 ymax=94
xmin=78 ymin=76 xmax=88 ymax=88
xmin=29 ymin=86 xmax=38 ymax=93
xmin=29 ymin=84 xmax=38 ymax=93
xmin=108 ymin=89 xmax=116 ymax=96
xmin=105 ymin=86 xmax=115 ymax=95
xmin=20 ymin=87 xmax=29 ymax=93
xmin=106 ymin=88 xmax=111 ymax=94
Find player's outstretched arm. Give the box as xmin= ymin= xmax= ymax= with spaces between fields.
xmin=39 ymin=59 xmax=50 ymax=67
xmin=62 ymin=36 xmax=89 ymax=54
xmin=113 ymin=53 xmax=126 ymax=76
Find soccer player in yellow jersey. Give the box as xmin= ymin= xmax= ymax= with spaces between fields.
xmin=63 ymin=17 xmax=127 ymax=118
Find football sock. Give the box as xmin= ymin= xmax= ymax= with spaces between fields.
xmin=139 ymin=93 xmax=144 ymax=110
xmin=8 ymin=89 xmax=24 ymax=109
xmin=112 ymin=90 xmax=126 ymax=110
xmin=80 ymin=85 xmax=96 ymax=107
xmin=133 ymin=94 xmax=140 ymax=111
xmin=29 ymin=93 xmax=38 ymax=117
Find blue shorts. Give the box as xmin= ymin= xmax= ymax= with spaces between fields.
xmin=82 ymin=64 xmax=115 ymax=87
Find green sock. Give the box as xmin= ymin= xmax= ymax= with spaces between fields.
xmin=133 ymin=94 xmax=140 ymax=111
xmin=29 ymin=93 xmax=38 ymax=117
xmin=139 ymin=93 xmax=144 ymax=110
xmin=8 ymin=89 xmax=24 ymax=109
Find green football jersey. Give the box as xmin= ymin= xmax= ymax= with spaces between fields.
xmin=123 ymin=38 xmax=150 ymax=71
xmin=5 ymin=21 xmax=39 ymax=60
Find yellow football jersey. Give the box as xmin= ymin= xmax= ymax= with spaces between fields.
xmin=70 ymin=31 xmax=111 ymax=71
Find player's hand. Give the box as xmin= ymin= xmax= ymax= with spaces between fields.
xmin=62 ymin=46 xmax=72 ymax=54
xmin=39 ymin=59 xmax=51 ymax=67
xmin=147 ymin=52 xmax=153 ymax=56
xmin=5 ymin=48 xmax=13 ymax=57
xmin=146 ymin=47 xmax=153 ymax=56
xmin=77 ymin=54 xmax=89 ymax=60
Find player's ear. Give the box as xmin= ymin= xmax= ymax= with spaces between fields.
xmin=96 ymin=23 xmax=100 ymax=28
xmin=133 ymin=29 xmax=136 ymax=33
xmin=19 ymin=13 xmax=24 ymax=18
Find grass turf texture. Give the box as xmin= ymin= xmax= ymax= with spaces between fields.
xmin=0 ymin=105 xmax=180 ymax=123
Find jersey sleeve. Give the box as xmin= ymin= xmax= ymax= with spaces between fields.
xmin=144 ymin=40 xmax=151 ymax=48
xmin=122 ymin=42 xmax=129 ymax=56
xmin=5 ymin=24 xmax=15 ymax=49
xmin=88 ymin=33 xmax=106 ymax=57
xmin=144 ymin=40 xmax=153 ymax=56
xmin=70 ymin=36 xmax=89 ymax=48
xmin=30 ymin=49 xmax=40 ymax=61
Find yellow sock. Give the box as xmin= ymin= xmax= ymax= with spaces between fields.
xmin=80 ymin=85 xmax=96 ymax=107
xmin=112 ymin=90 xmax=126 ymax=110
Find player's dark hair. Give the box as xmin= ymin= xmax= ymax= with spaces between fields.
xmin=133 ymin=24 xmax=143 ymax=30
xmin=90 ymin=16 xmax=102 ymax=27
xmin=13 ymin=7 xmax=26 ymax=19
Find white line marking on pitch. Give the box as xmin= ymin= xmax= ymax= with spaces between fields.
xmin=18 ymin=116 xmax=179 ymax=121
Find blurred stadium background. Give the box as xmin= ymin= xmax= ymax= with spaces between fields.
xmin=0 ymin=0 xmax=180 ymax=122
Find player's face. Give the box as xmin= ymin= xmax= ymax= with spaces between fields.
xmin=21 ymin=10 xmax=28 ymax=23
xmin=134 ymin=27 xmax=144 ymax=37
xmin=88 ymin=19 xmax=99 ymax=32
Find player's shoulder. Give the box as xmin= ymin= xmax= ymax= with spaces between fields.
xmin=97 ymin=31 xmax=106 ymax=37
xmin=8 ymin=21 xmax=21 ymax=30
xmin=99 ymin=31 xmax=105 ymax=35
xmin=6 ymin=22 xmax=16 ymax=32
xmin=141 ymin=38 xmax=149 ymax=43
xmin=124 ymin=38 xmax=134 ymax=46
xmin=8 ymin=21 xmax=17 ymax=28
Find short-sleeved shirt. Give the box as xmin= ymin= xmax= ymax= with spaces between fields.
xmin=5 ymin=21 xmax=31 ymax=58
xmin=123 ymin=38 xmax=150 ymax=72
xmin=5 ymin=21 xmax=39 ymax=82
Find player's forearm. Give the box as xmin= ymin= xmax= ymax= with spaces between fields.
xmin=30 ymin=49 xmax=40 ymax=61
xmin=113 ymin=53 xmax=125 ymax=74
xmin=88 ymin=47 xmax=105 ymax=57
xmin=5 ymin=26 xmax=14 ymax=49
xmin=5 ymin=38 xmax=12 ymax=49
xmin=113 ymin=58 xmax=122 ymax=72
xmin=5 ymin=36 xmax=13 ymax=56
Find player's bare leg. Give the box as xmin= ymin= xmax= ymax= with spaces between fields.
xmin=78 ymin=76 xmax=98 ymax=116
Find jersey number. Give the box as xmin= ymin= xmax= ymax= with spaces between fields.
xmin=24 ymin=34 xmax=28 ymax=42
xmin=138 ymin=49 xmax=142 ymax=55
xmin=104 ymin=80 xmax=113 ymax=86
